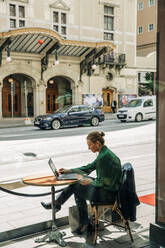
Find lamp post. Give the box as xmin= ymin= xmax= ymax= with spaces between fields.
xmin=8 ymin=77 xmax=14 ymax=118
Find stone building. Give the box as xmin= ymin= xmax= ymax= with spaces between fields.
xmin=0 ymin=0 xmax=137 ymax=118
xmin=136 ymin=0 xmax=157 ymax=95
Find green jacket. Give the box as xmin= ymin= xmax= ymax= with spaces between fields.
xmin=71 ymin=145 xmax=122 ymax=192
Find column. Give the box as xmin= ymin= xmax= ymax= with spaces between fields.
xmin=149 ymin=1 xmax=165 ymax=246
xmin=0 ymin=82 xmax=2 ymax=118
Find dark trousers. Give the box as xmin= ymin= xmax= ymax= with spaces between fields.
xmin=56 ymin=182 xmax=116 ymax=225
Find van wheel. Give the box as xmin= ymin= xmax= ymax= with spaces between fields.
xmin=135 ymin=113 xmax=142 ymax=122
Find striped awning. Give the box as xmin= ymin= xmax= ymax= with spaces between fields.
xmin=0 ymin=27 xmax=115 ymax=58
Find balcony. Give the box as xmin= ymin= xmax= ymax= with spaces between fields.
xmin=100 ymin=53 xmax=126 ymax=69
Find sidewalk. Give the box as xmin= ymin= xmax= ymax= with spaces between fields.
xmin=0 ymin=113 xmax=116 ymax=129
xmin=0 ymin=119 xmax=156 ymax=247
xmin=0 ymin=182 xmax=154 ymax=248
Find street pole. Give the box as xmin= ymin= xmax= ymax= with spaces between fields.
xmin=24 ymin=80 xmax=28 ymax=117
xmin=10 ymin=80 xmax=14 ymax=119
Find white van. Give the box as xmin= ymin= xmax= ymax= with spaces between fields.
xmin=116 ymin=95 xmax=156 ymax=122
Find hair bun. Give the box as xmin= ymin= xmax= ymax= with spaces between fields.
xmin=100 ymin=132 xmax=105 ymax=137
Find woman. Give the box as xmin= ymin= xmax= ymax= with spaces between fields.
xmin=41 ymin=131 xmax=122 ymax=234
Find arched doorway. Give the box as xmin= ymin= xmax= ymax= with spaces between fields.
xmin=102 ymin=88 xmax=114 ymax=113
xmin=2 ymin=78 xmax=21 ymax=117
xmin=46 ymin=76 xmax=72 ymax=113
xmin=2 ymin=74 xmax=34 ymax=117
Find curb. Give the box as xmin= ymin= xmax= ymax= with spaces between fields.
xmin=0 ymin=115 xmax=116 ymax=129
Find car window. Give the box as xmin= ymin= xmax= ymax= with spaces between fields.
xmin=79 ymin=106 xmax=91 ymax=112
xmin=125 ymin=99 xmax=142 ymax=107
xmin=69 ymin=106 xmax=80 ymax=112
xmin=143 ymin=99 xmax=153 ymax=107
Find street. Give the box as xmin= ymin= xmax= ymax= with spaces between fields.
xmin=0 ymin=119 xmax=155 ymax=141
xmin=0 ymin=120 xmax=156 ymax=198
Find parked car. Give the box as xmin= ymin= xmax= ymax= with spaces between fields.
xmin=34 ymin=104 xmax=104 ymax=130
xmin=116 ymin=95 xmax=156 ymax=122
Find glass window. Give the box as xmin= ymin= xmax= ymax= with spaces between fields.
xmin=53 ymin=25 xmax=59 ymax=32
xmin=10 ymin=19 xmax=16 ymax=28
xmin=138 ymin=26 xmax=143 ymax=34
xmin=144 ymin=99 xmax=153 ymax=107
xmin=149 ymin=24 xmax=154 ymax=31
xmin=138 ymin=2 xmax=143 ymax=10
xmin=70 ymin=107 xmax=79 ymax=112
xmin=104 ymin=6 xmax=113 ymax=15
xmin=53 ymin=11 xmax=59 ymax=23
xmin=61 ymin=26 xmax=66 ymax=35
xmin=19 ymin=6 xmax=25 ymax=18
xmin=104 ymin=32 xmax=113 ymax=41
xmin=104 ymin=16 xmax=113 ymax=30
xmin=19 ymin=20 xmax=25 ymax=27
xmin=61 ymin=13 xmax=66 ymax=24
xmin=10 ymin=4 xmax=16 ymax=16
xmin=149 ymin=0 xmax=155 ymax=6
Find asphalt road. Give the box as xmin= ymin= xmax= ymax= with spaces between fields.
xmin=0 ymin=120 xmax=155 ymax=183
xmin=0 ymin=119 xmax=155 ymax=141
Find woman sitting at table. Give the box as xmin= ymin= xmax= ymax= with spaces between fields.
xmin=41 ymin=131 xmax=122 ymax=235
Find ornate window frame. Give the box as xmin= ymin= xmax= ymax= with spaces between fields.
xmin=50 ymin=0 xmax=70 ymax=39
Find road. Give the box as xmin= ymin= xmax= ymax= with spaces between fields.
xmin=0 ymin=120 xmax=156 ymax=191
xmin=0 ymin=119 xmax=155 ymax=141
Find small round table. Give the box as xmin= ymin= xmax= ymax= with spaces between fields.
xmin=23 ymin=174 xmax=82 ymax=247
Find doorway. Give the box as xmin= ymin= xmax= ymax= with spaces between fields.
xmin=102 ymin=89 xmax=113 ymax=113
xmin=2 ymin=79 xmax=21 ymax=117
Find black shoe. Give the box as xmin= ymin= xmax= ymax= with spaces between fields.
xmin=41 ymin=202 xmax=52 ymax=210
xmin=41 ymin=202 xmax=61 ymax=212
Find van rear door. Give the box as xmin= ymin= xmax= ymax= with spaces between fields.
xmin=143 ymin=98 xmax=156 ymax=120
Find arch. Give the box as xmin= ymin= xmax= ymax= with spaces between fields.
xmin=46 ymin=75 xmax=73 ymax=112
xmin=2 ymin=73 xmax=36 ymax=117
xmin=0 ymin=63 xmax=40 ymax=87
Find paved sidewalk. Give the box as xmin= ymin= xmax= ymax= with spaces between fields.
xmin=0 ymin=119 xmax=156 ymax=247
xmin=0 ymin=113 xmax=116 ymax=129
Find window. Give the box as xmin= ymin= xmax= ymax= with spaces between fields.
xmin=9 ymin=3 xmax=26 ymax=29
xmin=138 ymin=2 xmax=143 ymax=10
xmin=144 ymin=99 xmax=153 ymax=107
xmin=138 ymin=26 xmax=143 ymax=34
xmin=52 ymin=11 xmax=67 ymax=38
xmin=148 ymin=24 xmax=154 ymax=31
xmin=10 ymin=4 xmax=16 ymax=16
xmin=104 ymin=5 xmax=114 ymax=41
xmin=149 ymin=0 xmax=155 ymax=7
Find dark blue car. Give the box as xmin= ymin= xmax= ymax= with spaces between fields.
xmin=34 ymin=105 xmax=104 ymax=130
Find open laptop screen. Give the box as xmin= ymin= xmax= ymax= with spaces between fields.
xmin=48 ymin=158 xmax=59 ymax=177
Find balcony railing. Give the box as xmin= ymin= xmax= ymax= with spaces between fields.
xmin=100 ymin=53 xmax=126 ymax=69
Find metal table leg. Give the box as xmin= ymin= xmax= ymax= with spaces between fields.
xmin=35 ymin=186 xmax=66 ymax=247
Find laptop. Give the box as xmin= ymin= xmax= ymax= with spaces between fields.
xmin=48 ymin=158 xmax=78 ymax=180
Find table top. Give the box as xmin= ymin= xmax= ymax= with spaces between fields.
xmin=22 ymin=174 xmax=82 ymax=187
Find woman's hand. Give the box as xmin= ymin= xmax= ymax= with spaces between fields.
xmin=58 ymin=168 xmax=72 ymax=174
xmin=79 ymin=178 xmax=93 ymax=185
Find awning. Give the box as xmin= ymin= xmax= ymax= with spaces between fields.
xmin=0 ymin=27 xmax=115 ymax=58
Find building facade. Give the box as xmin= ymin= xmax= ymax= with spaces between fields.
xmin=136 ymin=0 xmax=157 ymax=96
xmin=0 ymin=0 xmax=137 ymax=119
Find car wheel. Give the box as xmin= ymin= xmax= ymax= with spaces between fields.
xmin=51 ymin=119 xmax=61 ymax=130
xmin=135 ymin=113 xmax=142 ymax=122
xmin=91 ymin=117 xmax=99 ymax=126
xmin=120 ymin=120 xmax=126 ymax=123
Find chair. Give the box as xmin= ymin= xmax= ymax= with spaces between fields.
xmin=89 ymin=170 xmax=134 ymax=245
